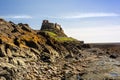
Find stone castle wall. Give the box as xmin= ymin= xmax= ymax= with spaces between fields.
xmin=40 ymin=20 xmax=67 ymax=37
xmin=41 ymin=20 xmax=63 ymax=31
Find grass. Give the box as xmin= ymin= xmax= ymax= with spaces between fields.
xmin=44 ymin=31 xmax=57 ymax=37
xmin=44 ymin=31 xmax=76 ymax=42
xmin=54 ymin=37 xmax=76 ymax=42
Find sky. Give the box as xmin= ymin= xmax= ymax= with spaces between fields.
xmin=0 ymin=0 xmax=120 ymax=43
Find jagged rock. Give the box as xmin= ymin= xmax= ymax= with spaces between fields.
xmin=18 ymin=23 xmax=33 ymax=32
xmin=109 ymin=54 xmax=118 ymax=59
xmin=24 ymin=40 xmax=39 ymax=49
xmin=0 ymin=39 xmax=2 ymax=44
xmin=0 ymin=45 xmax=6 ymax=57
xmin=6 ymin=49 xmax=12 ymax=57
xmin=13 ymin=38 xmax=19 ymax=46
xmin=40 ymin=52 xmax=51 ymax=62
xmin=10 ymin=58 xmax=25 ymax=66
xmin=30 ymin=48 xmax=41 ymax=55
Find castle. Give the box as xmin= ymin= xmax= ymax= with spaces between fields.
xmin=41 ymin=20 xmax=63 ymax=32
xmin=41 ymin=20 xmax=67 ymax=37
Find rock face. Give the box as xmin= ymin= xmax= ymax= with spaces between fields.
xmin=0 ymin=18 xmax=120 ymax=80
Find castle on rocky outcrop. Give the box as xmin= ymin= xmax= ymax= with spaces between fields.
xmin=41 ymin=20 xmax=67 ymax=37
xmin=41 ymin=20 xmax=63 ymax=31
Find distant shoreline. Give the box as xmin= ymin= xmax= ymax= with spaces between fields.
xmin=87 ymin=42 xmax=120 ymax=45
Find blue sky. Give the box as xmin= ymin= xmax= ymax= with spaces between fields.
xmin=0 ymin=0 xmax=120 ymax=43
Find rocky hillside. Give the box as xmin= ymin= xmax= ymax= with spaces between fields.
xmin=0 ymin=18 xmax=120 ymax=80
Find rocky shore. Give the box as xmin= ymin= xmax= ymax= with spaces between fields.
xmin=0 ymin=19 xmax=120 ymax=80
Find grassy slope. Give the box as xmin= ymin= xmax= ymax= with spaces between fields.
xmin=43 ymin=31 xmax=77 ymax=43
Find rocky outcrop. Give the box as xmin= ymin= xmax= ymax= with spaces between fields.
xmin=0 ymin=18 xmax=120 ymax=80
xmin=0 ymin=19 xmax=85 ymax=80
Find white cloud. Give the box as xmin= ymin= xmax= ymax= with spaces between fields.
xmin=65 ymin=25 xmax=120 ymax=43
xmin=0 ymin=15 xmax=32 ymax=19
xmin=52 ymin=13 xmax=119 ymax=19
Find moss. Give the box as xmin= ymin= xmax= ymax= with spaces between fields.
xmin=54 ymin=37 xmax=76 ymax=42
xmin=44 ymin=31 xmax=57 ymax=37
xmin=44 ymin=31 xmax=76 ymax=42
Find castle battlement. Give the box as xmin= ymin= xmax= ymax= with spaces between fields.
xmin=42 ymin=20 xmax=49 ymax=24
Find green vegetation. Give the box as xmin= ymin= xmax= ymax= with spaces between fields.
xmin=44 ymin=31 xmax=57 ymax=37
xmin=44 ymin=31 xmax=76 ymax=42
xmin=54 ymin=37 xmax=76 ymax=42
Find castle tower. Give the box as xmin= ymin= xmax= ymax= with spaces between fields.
xmin=42 ymin=20 xmax=49 ymax=24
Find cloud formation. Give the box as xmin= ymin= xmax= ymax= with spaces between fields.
xmin=0 ymin=15 xmax=32 ymax=19
xmin=52 ymin=13 xmax=119 ymax=19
